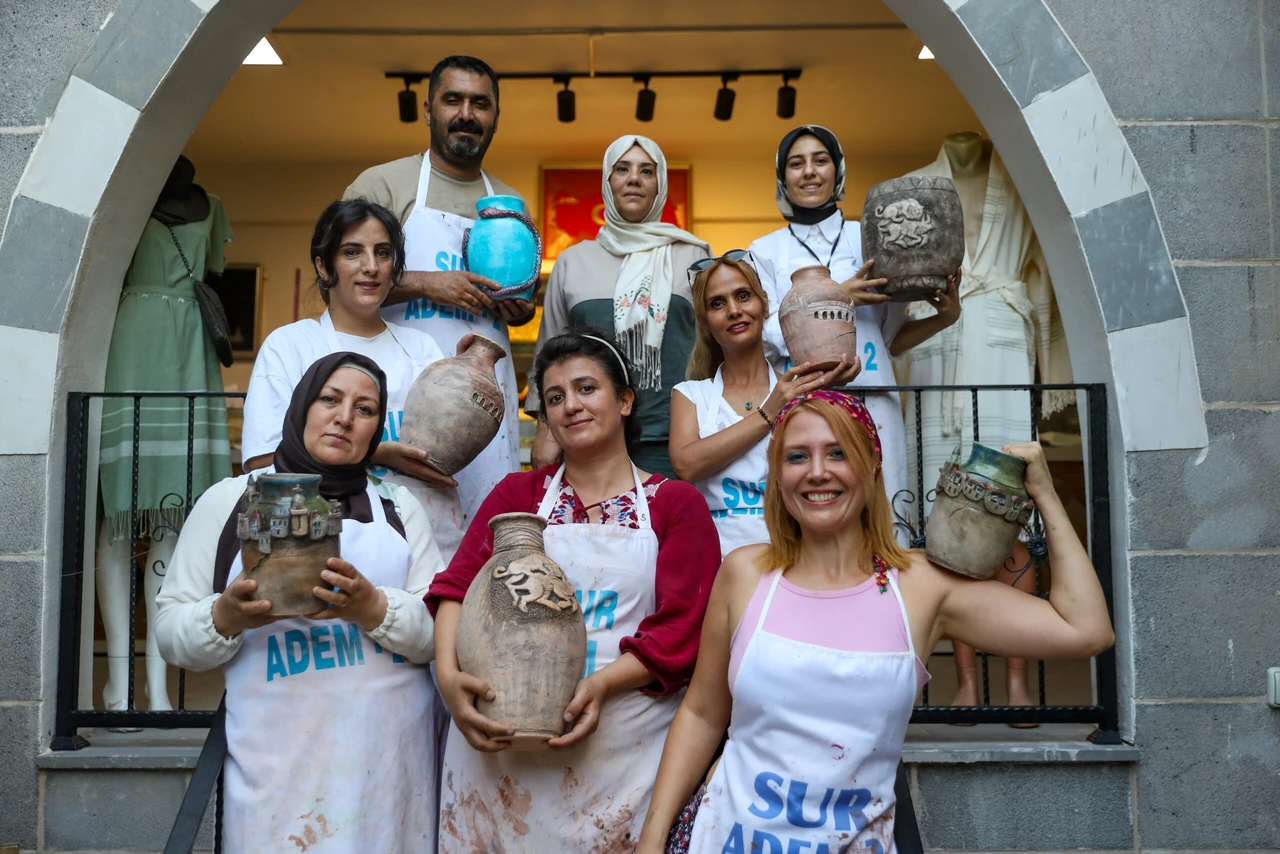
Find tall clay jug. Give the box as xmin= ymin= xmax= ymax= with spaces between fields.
xmin=778 ymin=265 xmax=857 ymax=371
xmin=237 ymin=473 xmax=342 ymax=615
xmin=400 ymin=335 xmax=506 ymax=476
xmin=924 ymin=444 xmax=1035 ymax=580
xmin=462 ymin=194 xmax=543 ymax=302
xmin=456 ymin=512 xmax=587 ymax=750
xmin=861 ymin=176 xmax=965 ymax=302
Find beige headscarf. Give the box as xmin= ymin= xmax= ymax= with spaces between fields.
xmin=595 ymin=135 xmax=709 ymax=390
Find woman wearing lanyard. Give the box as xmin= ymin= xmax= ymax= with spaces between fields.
xmin=747 ymin=125 xmax=961 ymax=524
xmin=637 ymin=390 xmax=1114 ymax=853
xmin=670 ymin=252 xmax=857 ymax=557
xmin=243 ymin=199 xmax=468 ymax=561
xmin=155 ymin=352 xmax=446 ymax=853
xmin=428 ymin=330 xmax=722 ymax=852
xmin=530 ymin=135 xmax=710 ymax=477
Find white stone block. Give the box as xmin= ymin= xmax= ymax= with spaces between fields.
xmin=1024 ymin=73 xmax=1147 ymax=217
xmin=19 ymin=77 xmax=138 ymax=218
xmin=1108 ymin=318 xmax=1208 ymax=452
xmin=0 ymin=326 xmax=59 ymax=454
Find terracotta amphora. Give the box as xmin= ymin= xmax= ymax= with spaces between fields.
xmin=237 ymin=473 xmax=341 ymax=615
xmin=400 ymin=334 xmax=506 ymax=476
xmin=456 ymin=512 xmax=587 ymax=750
xmin=861 ymin=176 xmax=965 ymax=302
xmin=778 ymin=265 xmax=858 ymax=372
xmin=924 ymin=444 xmax=1035 ymax=580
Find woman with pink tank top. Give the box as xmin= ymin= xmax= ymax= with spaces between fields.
xmin=637 ymin=390 xmax=1115 ymax=854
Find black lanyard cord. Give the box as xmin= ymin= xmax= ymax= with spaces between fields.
xmin=788 ymin=223 xmax=843 ymax=269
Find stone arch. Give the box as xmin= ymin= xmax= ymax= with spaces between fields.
xmin=0 ymin=0 xmax=1207 ymax=740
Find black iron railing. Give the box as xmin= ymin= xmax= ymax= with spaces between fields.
xmin=53 ymin=391 xmax=246 ymax=747
xmin=54 ymin=384 xmax=1118 ymax=743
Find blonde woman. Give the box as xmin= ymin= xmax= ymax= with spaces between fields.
xmin=669 ymin=252 xmax=856 ymax=557
xmin=638 ymin=391 xmax=1114 ymax=853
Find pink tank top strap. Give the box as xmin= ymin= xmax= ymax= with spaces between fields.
xmin=728 ymin=567 xmax=930 ymax=689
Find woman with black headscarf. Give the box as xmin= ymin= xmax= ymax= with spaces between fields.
xmin=155 ymin=352 xmax=445 ymax=854
xmin=747 ymin=126 xmax=962 ymax=525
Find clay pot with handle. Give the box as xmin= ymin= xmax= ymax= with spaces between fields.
xmin=924 ymin=443 xmax=1036 ymax=580
xmin=861 ymin=176 xmax=965 ymax=302
xmin=778 ymin=264 xmax=858 ymax=372
xmin=237 ymin=473 xmax=342 ymax=615
xmin=400 ymin=334 xmax=507 ymax=476
xmin=456 ymin=512 xmax=587 ymax=750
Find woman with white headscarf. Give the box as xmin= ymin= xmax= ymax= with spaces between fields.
xmin=529 ymin=135 xmax=710 ymax=477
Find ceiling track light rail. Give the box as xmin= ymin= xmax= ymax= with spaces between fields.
xmin=386 ymin=68 xmax=802 ymax=124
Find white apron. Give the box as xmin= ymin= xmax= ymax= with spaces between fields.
xmin=385 ymin=155 xmax=520 ymax=522
xmin=439 ymin=464 xmax=680 ymax=852
xmin=767 ymin=225 xmax=909 ymax=541
xmin=318 ymin=311 xmax=465 ymax=562
xmin=680 ymin=367 xmax=776 ymax=558
xmin=688 ymin=570 xmax=919 ymax=854
xmin=221 ymin=480 xmax=438 ymax=854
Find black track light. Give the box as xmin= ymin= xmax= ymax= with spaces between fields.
xmin=635 ymin=76 xmax=656 ymax=122
xmin=714 ymin=74 xmax=738 ymax=121
xmin=398 ymin=80 xmax=418 ymax=123
xmin=554 ymin=76 xmax=576 ymax=123
xmin=777 ymin=72 xmax=797 ymax=119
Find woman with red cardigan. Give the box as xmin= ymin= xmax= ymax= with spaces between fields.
xmin=427 ymin=329 xmax=721 ymax=852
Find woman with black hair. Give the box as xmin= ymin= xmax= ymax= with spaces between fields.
xmin=427 ymin=329 xmax=722 ymax=852
xmin=156 ymin=352 xmax=446 ymax=853
xmin=243 ymin=198 xmax=470 ymax=561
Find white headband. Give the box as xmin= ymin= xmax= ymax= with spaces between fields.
xmin=580 ymin=334 xmax=630 ymax=386
xmin=335 ymin=359 xmax=382 ymax=392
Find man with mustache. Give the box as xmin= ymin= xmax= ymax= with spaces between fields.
xmin=345 ymin=54 xmax=528 ymax=525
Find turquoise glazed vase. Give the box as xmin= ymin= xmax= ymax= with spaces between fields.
xmin=924 ymin=443 xmax=1035 ymax=579
xmin=462 ymin=194 xmax=542 ymax=302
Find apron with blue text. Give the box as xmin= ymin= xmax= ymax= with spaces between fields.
xmin=385 ymin=154 xmax=520 ymax=522
xmin=318 ymin=310 xmax=464 ymax=562
xmin=439 ymin=464 xmax=680 ymax=852
xmin=687 ymin=570 xmax=919 ymax=854
xmin=768 ymin=224 xmax=909 ymax=533
xmin=681 ymin=367 xmax=776 ymax=558
xmin=221 ymin=480 xmax=438 ymax=854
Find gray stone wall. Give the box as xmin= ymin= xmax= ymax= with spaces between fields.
xmin=1048 ymin=0 xmax=1280 ymax=847
xmin=1 ymin=2 xmax=122 ymax=848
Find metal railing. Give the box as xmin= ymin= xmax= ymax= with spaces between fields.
xmin=53 ymin=384 xmax=1118 ymax=743
xmin=53 ymin=391 xmax=246 ymax=746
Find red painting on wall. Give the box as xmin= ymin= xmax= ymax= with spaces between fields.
xmin=541 ymin=167 xmax=691 ymax=265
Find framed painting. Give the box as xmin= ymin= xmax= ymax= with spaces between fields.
xmin=208 ymin=263 xmax=264 ymax=360
xmin=540 ymin=164 xmax=691 ymax=274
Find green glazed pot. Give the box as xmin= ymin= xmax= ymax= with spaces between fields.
xmin=924 ymin=443 xmax=1035 ymax=579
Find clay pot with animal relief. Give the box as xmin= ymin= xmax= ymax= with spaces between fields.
xmin=237 ymin=473 xmax=342 ymax=615
xmin=400 ymin=334 xmax=506 ymax=475
xmin=778 ymin=265 xmax=858 ymax=372
xmin=456 ymin=512 xmax=587 ymax=750
xmin=925 ymin=443 xmax=1035 ymax=580
xmin=861 ymin=176 xmax=965 ymax=302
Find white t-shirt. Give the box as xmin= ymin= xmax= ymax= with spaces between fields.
xmin=242 ymin=314 xmax=445 ymax=461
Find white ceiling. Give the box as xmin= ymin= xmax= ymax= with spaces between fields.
xmin=185 ymin=0 xmax=981 ymax=166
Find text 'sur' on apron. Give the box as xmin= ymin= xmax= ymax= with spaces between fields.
xmin=221 ymin=478 xmax=438 ymax=854
xmin=386 ymin=153 xmax=519 ymax=522
xmin=438 ymin=463 xmax=680 ymax=853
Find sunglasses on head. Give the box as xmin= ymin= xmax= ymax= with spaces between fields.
xmin=687 ymin=249 xmax=753 ymax=284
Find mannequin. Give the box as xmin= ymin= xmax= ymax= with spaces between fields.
xmin=97 ymin=156 xmax=234 ymax=714
xmin=901 ymin=132 xmax=1072 ymax=721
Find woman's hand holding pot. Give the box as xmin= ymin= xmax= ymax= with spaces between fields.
xmin=309 ymin=557 xmax=388 ymax=632
xmin=211 ymin=577 xmax=290 ymax=638
xmin=437 ymin=666 xmax=515 ymax=752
